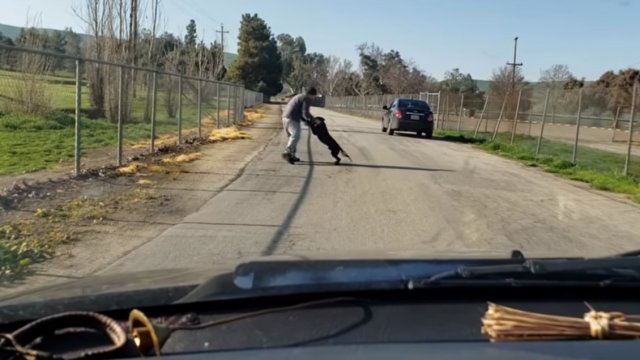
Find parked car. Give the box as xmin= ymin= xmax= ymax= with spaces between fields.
xmin=382 ymin=98 xmax=434 ymax=138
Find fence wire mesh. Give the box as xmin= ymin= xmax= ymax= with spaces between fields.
xmin=0 ymin=45 xmax=263 ymax=176
xmin=327 ymin=84 xmax=640 ymax=179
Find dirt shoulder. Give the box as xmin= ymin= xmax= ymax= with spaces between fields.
xmin=0 ymin=104 xmax=282 ymax=298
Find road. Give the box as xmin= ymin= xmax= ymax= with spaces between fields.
xmin=104 ymin=107 xmax=640 ymax=274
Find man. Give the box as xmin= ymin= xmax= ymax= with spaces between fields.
xmin=281 ymin=87 xmax=318 ymax=164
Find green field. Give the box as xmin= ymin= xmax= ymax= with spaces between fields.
xmin=0 ymin=70 xmax=237 ymax=175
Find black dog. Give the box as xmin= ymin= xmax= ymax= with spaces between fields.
xmin=308 ymin=117 xmax=351 ymax=165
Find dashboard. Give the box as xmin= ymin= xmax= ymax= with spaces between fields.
xmin=3 ymin=285 xmax=640 ymax=359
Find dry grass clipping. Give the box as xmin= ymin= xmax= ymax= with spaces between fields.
xmin=131 ymin=134 xmax=178 ymax=149
xmin=161 ymin=152 xmax=203 ymax=164
xmin=116 ymin=162 xmax=146 ymax=175
xmin=209 ymin=126 xmax=251 ymax=142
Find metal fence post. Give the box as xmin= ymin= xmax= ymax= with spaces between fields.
xmin=177 ymin=74 xmax=183 ymax=144
xmin=150 ymin=71 xmax=157 ymax=153
xmin=624 ymin=83 xmax=637 ymax=176
xmin=227 ymin=84 xmax=231 ymax=126
xmin=442 ymin=94 xmax=449 ymax=130
xmin=435 ymin=91 xmax=442 ymax=129
xmin=457 ymin=93 xmax=464 ymax=132
xmin=232 ymin=86 xmax=238 ymax=124
xmin=572 ymin=88 xmax=584 ymax=165
xmin=473 ymin=95 xmax=489 ymax=138
xmin=240 ymin=87 xmax=245 ymax=122
xmin=492 ymin=92 xmax=510 ymax=141
xmin=535 ymin=89 xmax=551 ymax=156
xmin=216 ymin=82 xmax=221 ymax=128
xmin=117 ymin=66 xmax=124 ymax=166
xmin=74 ymin=59 xmax=82 ymax=176
xmin=510 ymin=88 xmax=523 ymax=144
xmin=197 ymin=79 xmax=202 ymax=138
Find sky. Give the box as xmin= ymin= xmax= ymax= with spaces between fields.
xmin=0 ymin=0 xmax=639 ymax=81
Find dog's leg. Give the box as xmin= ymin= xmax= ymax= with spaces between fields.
xmin=331 ymin=148 xmax=341 ymax=165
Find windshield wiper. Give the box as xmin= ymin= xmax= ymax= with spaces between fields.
xmin=419 ymin=257 xmax=640 ymax=286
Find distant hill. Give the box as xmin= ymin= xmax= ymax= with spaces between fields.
xmin=0 ymin=22 xmax=237 ymax=67
xmin=475 ymin=79 xmax=491 ymax=92
xmin=223 ymin=52 xmax=236 ymax=67
xmin=0 ymin=23 xmax=22 ymax=40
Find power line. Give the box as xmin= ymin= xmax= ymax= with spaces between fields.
xmin=183 ymin=0 xmax=223 ymax=26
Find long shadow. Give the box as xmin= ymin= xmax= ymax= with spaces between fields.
xmin=299 ymin=162 xmax=454 ymax=173
xmin=331 ymin=128 xmax=383 ymax=136
xmin=395 ymin=132 xmax=486 ymax=144
xmin=261 ymin=131 xmax=314 ymax=256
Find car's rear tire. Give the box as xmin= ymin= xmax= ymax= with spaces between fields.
xmin=416 ymin=132 xmax=422 ymax=137
xmin=425 ymin=129 xmax=433 ymax=139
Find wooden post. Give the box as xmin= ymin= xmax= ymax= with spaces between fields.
xmin=473 ymin=95 xmax=489 ymax=138
xmin=510 ymin=89 xmax=523 ymax=144
xmin=457 ymin=94 xmax=464 ymax=132
xmin=492 ymin=92 xmax=510 ymax=141
xmin=535 ymin=89 xmax=551 ymax=156
xmin=611 ymin=106 xmax=621 ymax=142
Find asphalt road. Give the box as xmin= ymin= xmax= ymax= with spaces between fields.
xmin=104 ymin=107 xmax=640 ymax=274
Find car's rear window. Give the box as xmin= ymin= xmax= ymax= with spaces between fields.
xmin=398 ymin=100 xmax=430 ymax=110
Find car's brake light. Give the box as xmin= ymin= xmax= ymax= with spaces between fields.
xmin=394 ymin=109 xmax=403 ymax=119
xmin=427 ymin=113 xmax=434 ymax=122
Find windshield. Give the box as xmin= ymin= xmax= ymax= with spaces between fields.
xmin=2 ymin=0 xmax=640 ymax=310
xmin=398 ymin=99 xmax=430 ymax=110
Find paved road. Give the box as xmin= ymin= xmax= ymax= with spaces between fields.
xmin=104 ymin=107 xmax=640 ymax=273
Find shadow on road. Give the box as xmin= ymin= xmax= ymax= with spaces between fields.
xmin=261 ymin=131 xmax=315 ymax=256
xmin=396 ymin=132 xmax=486 ymax=144
xmin=299 ymin=162 xmax=454 ymax=173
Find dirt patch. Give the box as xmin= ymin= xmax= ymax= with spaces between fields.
xmin=0 ymin=104 xmax=281 ymax=296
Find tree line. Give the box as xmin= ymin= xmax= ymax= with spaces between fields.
xmin=2 ymin=0 xmax=637 ymax=120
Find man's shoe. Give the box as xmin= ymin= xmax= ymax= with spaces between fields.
xmin=291 ymin=156 xmax=301 ymax=162
xmin=281 ymin=152 xmax=295 ymax=164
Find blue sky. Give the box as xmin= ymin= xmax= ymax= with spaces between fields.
xmin=1 ymin=0 xmax=638 ymax=81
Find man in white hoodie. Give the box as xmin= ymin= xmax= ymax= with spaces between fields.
xmin=281 ymin=87 xmax=318 ymax=164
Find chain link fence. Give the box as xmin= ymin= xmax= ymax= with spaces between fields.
xmin=326 ymin=84 xmax=640 ymax=178
xmin=0 ymin=45 xmax=263 ymax=176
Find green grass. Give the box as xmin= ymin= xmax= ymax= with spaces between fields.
xmin=0 ymin=69 xmax=238 ymax=174
xmin=0 ymin=112 xmax=180 ymax=175
xmin=436 ymin=129 xmax=640 ymax=203
xmin=0 ymin=98 xmax=235 ymax=175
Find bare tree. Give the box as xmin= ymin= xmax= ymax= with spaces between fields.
xmin=490 ymin=65 xmax=525 ymax=98
xmin=326 ymin=56 xmax=353 ymax=96
xmin=74 ymin=0 xmax=110 ymax=116
xmin=143 ymin=0 xmax=161 ymax=122
xmin=9 ymin=16 xmax=53 ymax=114
xmin=540 ymin=64 xmax=573 ymax=88
xmin=490 ymin=65 xmax=526 ymax=119
xmin=74 ymin=0 xmax=143 ymax=121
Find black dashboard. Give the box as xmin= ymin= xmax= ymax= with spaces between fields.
xmin=3 ymin=260 xmax=640 ymax=359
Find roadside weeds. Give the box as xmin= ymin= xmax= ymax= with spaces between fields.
xmin=0 ymin=106 xmax=268 ymax=282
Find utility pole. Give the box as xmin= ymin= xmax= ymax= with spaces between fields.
xmin=506 ymin=37 xmax=523 ymax=91
xmin=216 ymin=24 xmax=229 ymax=78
